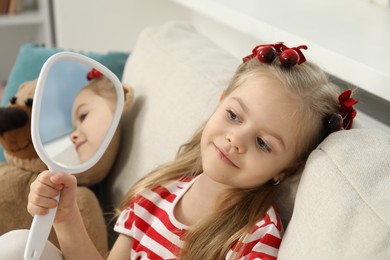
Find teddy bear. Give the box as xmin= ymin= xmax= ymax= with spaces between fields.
xmin=0 ymin=78 xmax=133 ymax=256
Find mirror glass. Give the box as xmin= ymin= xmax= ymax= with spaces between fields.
xmin=31 ymin=52 xmax=124 ymax=174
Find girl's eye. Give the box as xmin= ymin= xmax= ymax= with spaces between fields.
xmin=226 ymin=109 xmax=240 ymax=122
xmin=79 ymin=113 xmax=88 ymax=122
xmin=257 ymin=137 xmax=271 ymax=152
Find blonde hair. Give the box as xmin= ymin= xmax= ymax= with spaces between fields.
xmin=117 ymin=57 xmax=342 ymax=259
xmin=82 ymin=76 xmax=117 ymax=113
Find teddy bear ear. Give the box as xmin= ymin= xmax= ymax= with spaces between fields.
xmin=122 ymin=83 xmax=134 ymax=113
xmin=16 ymin=79 xmax=38 ymax=98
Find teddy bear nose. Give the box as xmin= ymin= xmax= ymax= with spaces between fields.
xmin=0 ymin=107 xmax=28 ymax=135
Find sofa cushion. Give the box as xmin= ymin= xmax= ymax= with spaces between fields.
xmin=278 ymin=128 xmax=390 ymax=259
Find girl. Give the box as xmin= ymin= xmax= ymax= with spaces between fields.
xmin=70 ymin=69 xmax=117 ymax=163
xmin=27 ymin=42 xmax=357 ymax=259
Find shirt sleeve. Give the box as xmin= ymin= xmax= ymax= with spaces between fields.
xmin=113 ymin=201 xmax=135 ymax=237
xmin=229 ymin=206 xmax=283 ymax=260
xmin=247 ymin=221 xmax=282 ymax=260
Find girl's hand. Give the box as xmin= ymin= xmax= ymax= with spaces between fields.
xmin=27 ymin=171 xmax=77 ymax=223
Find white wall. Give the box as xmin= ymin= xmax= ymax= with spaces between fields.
xmin=53 ymin=0 xmax=192 ymax=52
xmin=53 ymin=0 xmax=390 ymax=133
xmin=53 ymin=0 xmax=262 ymax=63
xmin=0 ymin=0 xmax=53 ymax=81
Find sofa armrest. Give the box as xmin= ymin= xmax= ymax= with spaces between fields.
xmin=278 ymin=128 xmax=390 ymax=259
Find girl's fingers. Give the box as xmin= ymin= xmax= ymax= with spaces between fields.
xmin=37 ymin=171 xmax=64 ymax=188
xmin=27 ymin=191 xmax=59 ymax=216
xmin=30 ymin=181 xmax=60 ymax=198
xmin=27 ymin=171 xmax=61 ymax=216
xmin=28 ymin=191 xmax=59 ymax=208
xmin=27 ymin=171 xmax=77 ymax=218
xmin=50 ymin=172 xmax=77 ymax=188
xmin=30 ymin=178 xmax=61 ymax=199
xmin=27 ymin=204 xmax=49 ymax=216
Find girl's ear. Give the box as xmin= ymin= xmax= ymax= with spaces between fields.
xmin=273 ymin=172 xmax=287 ymax=183
xmin=276 ymin=162 xmax=302 ymax=183
xmin=122 ymin=84 xmax=134 ymax=113
xmin=219 ymin=91 xmax=225 ymax=102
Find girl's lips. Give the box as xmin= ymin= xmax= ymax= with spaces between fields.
xmin=75 ymin=140 xmax=86 ymax=151
xmin=214 ymin=145 xmax=238 ymax=168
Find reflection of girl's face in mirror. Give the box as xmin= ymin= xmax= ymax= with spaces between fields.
xmin=70 ymin=77 xmax=116 ymax=163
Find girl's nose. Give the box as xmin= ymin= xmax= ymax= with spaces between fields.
xmin=70 ymin=131 xmax=78 ymax=144
xmin=226 ymin=131 xmax=246 ymax=153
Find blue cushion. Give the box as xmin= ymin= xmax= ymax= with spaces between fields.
xmin=0 ymin=43 xmax=129 ymax=162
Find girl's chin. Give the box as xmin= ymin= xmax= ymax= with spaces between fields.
xmin=77 ymin=151 xmax=93 ymax=163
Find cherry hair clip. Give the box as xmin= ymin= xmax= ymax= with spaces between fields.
xmin=243 ymin=42 xmax=308 ymax=68
xmin=325 ymin=90 xmax=358 ymax=134
xmin=86 ymin=68 xmax=102 ymax=81
xmin=338 ymin=89 xmax=358 ymax=129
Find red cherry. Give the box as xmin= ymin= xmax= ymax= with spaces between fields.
xmin=87 ymin=71 xmax=93 ymax=80
xmin=92 ymin=69 xmax=102 ymax=78
xmin=279 ymin=49 xmax=300 ymax=67
xmin=257 ymin=46 xmax=276 ymax=63
xmin=87 ymin=69 xmax=102 ymax=81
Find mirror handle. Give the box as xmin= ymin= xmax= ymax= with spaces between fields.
xmin=24 ymin=195 xmax=59 ymax=260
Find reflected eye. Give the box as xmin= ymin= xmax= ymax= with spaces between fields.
xmin=257 ymin=137 xmax=271 ymax=152
xmin=226 ymin=109 xmax=240 ymax=122
xmin=79 ymin=113 xmax=88 ymax=122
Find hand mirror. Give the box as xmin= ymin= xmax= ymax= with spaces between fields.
xmin=24 ymin=52 xmax=124 ymax=260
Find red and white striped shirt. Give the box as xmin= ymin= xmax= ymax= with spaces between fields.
xmin=114 ymin=175 xmax=283 ymax=259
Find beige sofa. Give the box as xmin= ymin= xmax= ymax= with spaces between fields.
xmin=105 ymin=21 xmax=390 ymax=259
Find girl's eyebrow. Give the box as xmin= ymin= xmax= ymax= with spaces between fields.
xmin=75 ymin=103 xmax=87 ymax=115
xmin=265 ymin=128 xmax=286 ymax=151
xmin=231 ymin=97 xmax=249 ymax=113
xmin=231 ymin=96 xmax=286 ymax=150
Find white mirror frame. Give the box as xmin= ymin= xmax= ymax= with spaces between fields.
xmin=31 ymin=51 xmax=124 ymax=174
xmin=24 ymin=52 xmax=124 ymax=260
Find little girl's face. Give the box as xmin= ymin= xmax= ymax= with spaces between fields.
xmin=70 ymin=89 xmax=114 ymax=163
xmin=201 ymin=75 xmax=300 ymax=189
